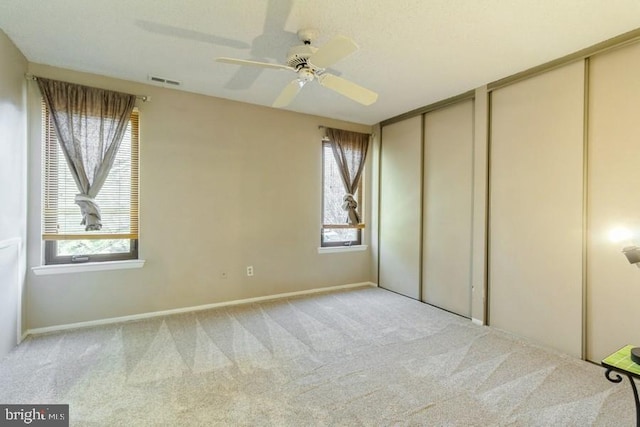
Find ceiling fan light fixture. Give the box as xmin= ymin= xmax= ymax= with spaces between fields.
xmin=298 ymin=68 xmax=315 ymax=83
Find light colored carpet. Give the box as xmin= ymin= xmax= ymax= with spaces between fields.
xmin=0 ymin=286 xmax=634 ymax=426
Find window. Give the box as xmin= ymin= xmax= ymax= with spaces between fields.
xmin=321 ymin=141 xmax=364 ymax=247
xmin=42 ymin=101 xmax=139 ymax=264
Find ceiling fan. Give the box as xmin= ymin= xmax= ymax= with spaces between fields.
xmin=216 ymin=29 xmax=378 ymax=108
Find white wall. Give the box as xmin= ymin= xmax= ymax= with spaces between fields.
xmin=25 ymin=64 xmax=373 ymax=330
xmin=0 ymin=29 xmax=27 ymax=356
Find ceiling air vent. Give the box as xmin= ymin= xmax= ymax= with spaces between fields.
xmin=148 ymin=75 xmax=182 ymax=87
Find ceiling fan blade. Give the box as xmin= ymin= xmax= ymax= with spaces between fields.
xmin=318 ymin=74 xmax=378 ymax=106
xmin=308 ymin=35 xmax=359 ymax=69
xmin=273 ymin=79 xmax=306 ymax=108
xmin=216 ymin=57 xmax=294 ymax=71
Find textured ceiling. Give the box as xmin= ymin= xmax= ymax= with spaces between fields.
xmin=1 ymin=0 xmax=640 ymax=125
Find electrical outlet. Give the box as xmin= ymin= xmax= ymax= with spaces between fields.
xmin=246 ymin=265 xmax=254 ymax=276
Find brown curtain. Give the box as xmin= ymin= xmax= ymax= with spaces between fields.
xmin=37 ymin=78 xmax=136 ymax=231
xmin=325 ymin=127 xmax=370 ymax=225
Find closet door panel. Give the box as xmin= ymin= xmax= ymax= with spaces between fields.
xmin=422 ymin=100 xmax=473 ymax=316
xmin=587 ymin=42 xmax=640 ymax=362
xmin=490 ymin=61 xmax=584 ymax=358
xmin=379 ymin=116 xmax=422 ymax=299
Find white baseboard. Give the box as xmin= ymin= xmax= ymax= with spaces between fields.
xmin=25 ymin=281 xmax=377 ymax=337
xmin=472 ymin=318 xmax=484 ymax=326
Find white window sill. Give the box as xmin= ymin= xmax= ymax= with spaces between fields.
xmin=32 ymin=259 xmax=145 ymax=276
xmin=317 ymin=245 xmax=368 ymax=254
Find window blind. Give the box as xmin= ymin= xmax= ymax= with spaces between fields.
xmin=42 ymin=101 xmax=139 ymax=240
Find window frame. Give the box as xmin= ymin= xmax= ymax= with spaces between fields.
xmin=44 ymin=239 xmax=138 ymax=265
xmin=41 ymin=102 xmax=140 ymax=265
xmin=321 ymin=140 xmax=364 ymax=247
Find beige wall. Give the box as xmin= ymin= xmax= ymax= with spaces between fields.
xmin=25 ymin=64 xmax=373 ymax=329
xmin=587 ymin=42 xmax=640 ymax=362
xmin=0 ymin=30 xmax=27 ymax=356
xmin=489 ymin=61 xmax=585 ymax=358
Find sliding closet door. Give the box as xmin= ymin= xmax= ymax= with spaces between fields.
xmin=489 ymin=61 xmax=584 ymax=358
xmin=379 ymin=116 xmax=422 ymax=299
xmin=422 ymin=100 xmax=473 ymax=316
xmin=587 ymin=42 xmax=640 ymax=362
